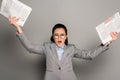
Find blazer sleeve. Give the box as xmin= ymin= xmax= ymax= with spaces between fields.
xmin=73 ymin=45 xmax=109 ymax=60
xmin=16 ymin=32 xmax=45 ymax=55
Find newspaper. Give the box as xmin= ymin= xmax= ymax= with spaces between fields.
xmin=96 ymin=12 xmax=120 ymax=44
xmin=0 ymin=0 xmax=32 ymax=27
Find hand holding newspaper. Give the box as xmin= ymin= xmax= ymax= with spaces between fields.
xmin=96 ymin=12 xmax=120 ymax=44
xmin=0 ymin=0 xmax=32 ymax=27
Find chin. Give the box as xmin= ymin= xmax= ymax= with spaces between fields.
xmin=57 ymin=44 xmax=63 ymax=47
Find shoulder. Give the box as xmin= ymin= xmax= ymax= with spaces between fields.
xmin=67 ymin=44 xmax=75 ymax=47
xmin=43 ymin=42 xmax=56 ymax=47
xmin=43 ymin=42 xmax=52 ymax=45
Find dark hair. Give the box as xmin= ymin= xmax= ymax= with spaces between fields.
xmin=50 ymin=23 xmax=68 ymax=45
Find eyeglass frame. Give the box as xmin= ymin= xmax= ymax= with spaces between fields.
xmin=53 ymin=33 xmax=66 ymax=39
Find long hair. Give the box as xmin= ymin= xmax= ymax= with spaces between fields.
xmin=50 ymin=23 xmax=68 ymax=45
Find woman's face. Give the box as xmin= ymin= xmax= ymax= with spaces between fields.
xmin=53 ymin=28 xmax=67 ymax=47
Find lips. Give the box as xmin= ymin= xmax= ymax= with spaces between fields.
xmin=58 ymin=41 xmax=62 ymax=44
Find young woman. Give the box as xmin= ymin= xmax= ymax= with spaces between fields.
xmin=8 ymin=16 xmax=119 ymax=80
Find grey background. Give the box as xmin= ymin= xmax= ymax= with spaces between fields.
xmin=0 ymin=0 xmax=120 ymax=80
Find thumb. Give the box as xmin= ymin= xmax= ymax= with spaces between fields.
xmin=16 ymin=31 xmax=19 ymax=35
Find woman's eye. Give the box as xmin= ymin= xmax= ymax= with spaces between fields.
xmin=61 ymin=34 xmax=65 ymax=36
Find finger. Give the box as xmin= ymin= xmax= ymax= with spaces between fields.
xmin=11 ymin=16 xmax=16 ymax=21
xmin=110 ymin=32 xmax=114 ymax=37
xmin=111 ymin=32 xmax=117 ymax=37
xmin=11 ymin=17 xmax=19 ymax=22
xmin=113 ymin=32 xmax=117 ymax=35
xmin=110 ymin=32 xmax=119 ymax=42
xmin=110 ymin=32 xmax=115 ymax=40
xmin=15 ymin=18 xmax=19 ymax=22
xmin=8 ymin=16 xmax=12 ymax=23
xmin=115 ymin=32 xmax=119 ymax=36
xmin=113 ymin=32 xmax=119 ymax=37
xmin=12 ymin=16 xmax=16 ymax=19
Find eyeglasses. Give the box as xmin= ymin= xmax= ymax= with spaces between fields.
xmin=54 ymin=34 xmax=66 ymax=39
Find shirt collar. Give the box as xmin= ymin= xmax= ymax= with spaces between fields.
xmin=56 ymin=44 xmax=64 ymax=49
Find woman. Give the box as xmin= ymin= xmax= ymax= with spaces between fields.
xmin=8 ymin=16 xmax=119 ymax=80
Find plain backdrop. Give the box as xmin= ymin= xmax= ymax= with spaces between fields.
xmin=0 ymin=0 xmax=120 ymax=80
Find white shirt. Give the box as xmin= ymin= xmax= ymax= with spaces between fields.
xmin=56 ymin=45 xmax=64 ymax=60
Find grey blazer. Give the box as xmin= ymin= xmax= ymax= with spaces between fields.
xmin=17 ymin=32 xmax=109 ymax=80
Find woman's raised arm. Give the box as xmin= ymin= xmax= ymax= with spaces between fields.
xmin=8 ymin=16 xmax=45 ymax=55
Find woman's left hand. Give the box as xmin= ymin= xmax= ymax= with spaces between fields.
xmin=105 ymin=32 xmax=119 ymax=46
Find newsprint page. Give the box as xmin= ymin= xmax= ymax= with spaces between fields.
xmin=0 ymin=0 xmax=32 ymax=27
xmin=96 ymin=12 xmax=120 ymax=44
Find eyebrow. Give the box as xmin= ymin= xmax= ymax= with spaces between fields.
xmin=54 ymin=33 xmax=65 ymax=35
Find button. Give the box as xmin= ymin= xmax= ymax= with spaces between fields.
xmin=58 ymin=67 xmax=61 ymax=70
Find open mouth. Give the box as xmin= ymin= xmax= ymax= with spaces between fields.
xmin=58 ymin=41 xmax=62 ymax=44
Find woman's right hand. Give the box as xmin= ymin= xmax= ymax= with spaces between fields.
xmin=8 ymin=16 xmax=23 ymax=34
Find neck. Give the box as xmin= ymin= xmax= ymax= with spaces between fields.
xmin=56 ymin=44 xmax=64 ymax=48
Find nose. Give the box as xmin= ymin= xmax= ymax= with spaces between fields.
xmin=58 ymin=36 xmax=62 ymax=39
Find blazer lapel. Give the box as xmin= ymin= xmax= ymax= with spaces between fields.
xmin=60 ymin=45 xmax=69 ymax=64
xmin=51 ymin=43 xmax=61 ymax=66
xmin=51 ymin=43 xmax=71 ymax=66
